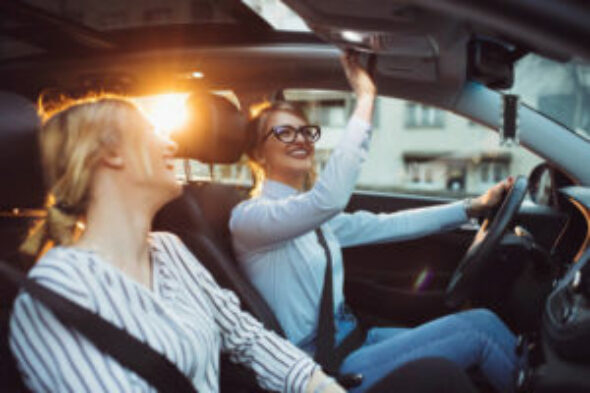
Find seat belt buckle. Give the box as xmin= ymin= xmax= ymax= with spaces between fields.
xmin=337 ymin=373 xmax=363 ymax=388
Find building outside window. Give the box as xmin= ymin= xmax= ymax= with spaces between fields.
xmin=405 ymin=103 xmax=445 ymax=128
xmin=299 ymin=99 xmax=347 ymax=128
xmin=479 ymin=161 xmax=509 ymax=186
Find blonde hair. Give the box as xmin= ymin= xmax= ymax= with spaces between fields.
xmin=20 ymin=95 xmax=142 ymax=257
xmin=246 ymin=101 xmax=317 ymax=196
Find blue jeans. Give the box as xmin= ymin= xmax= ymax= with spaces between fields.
xmin=305 ymin=308 xmax=519 ymax=393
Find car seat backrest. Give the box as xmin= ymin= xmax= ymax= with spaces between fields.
xmin=155 ymin=92 xmax=284 ymax=335
xmin=0 ymin=91 xmax=42 ymax=392
xmin=154 ymin=182 xmax=284 ymax=393
xmin=156 ymin=92 xmax=288 ymax=391
xmin=0 ymin=92 xmax=44 ymax=210
xmin=154 ymin=183 xmax=284 ymax=335
xmin=172 ymin=92 xmax=249 ymax=164
xmin=0 ymin=92 xmax=44 ymax=265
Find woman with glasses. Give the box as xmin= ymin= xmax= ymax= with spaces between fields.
xmin=230 ymin=51 xmax=521 ymax=393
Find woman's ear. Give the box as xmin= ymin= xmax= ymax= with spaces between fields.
xmin=101 ymin=146 xmax=125 ymax=169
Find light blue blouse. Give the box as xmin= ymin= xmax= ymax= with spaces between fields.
xmin=230 ymin=116 xmax=469 ymax=347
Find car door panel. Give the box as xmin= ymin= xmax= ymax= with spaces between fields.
xmin=341 ymin=191 xmax=568 ymax=325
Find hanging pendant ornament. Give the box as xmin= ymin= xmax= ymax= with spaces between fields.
xmin=500 ymin=94 xmax=520 ymax=146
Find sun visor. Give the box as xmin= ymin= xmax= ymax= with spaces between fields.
xmin=0 ymin=92 xmax=44 ymax=209
xmin=171 ymin=93 xmax=248 ymax=164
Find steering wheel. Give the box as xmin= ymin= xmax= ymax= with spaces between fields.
xmin=445 ymin=176 xmax=529 ymax=307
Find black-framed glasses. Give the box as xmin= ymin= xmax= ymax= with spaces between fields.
xmin=263 ymin=125 xmax=321 ymax=144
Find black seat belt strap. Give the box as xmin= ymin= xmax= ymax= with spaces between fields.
xmin=314 ymin=228 xmax=336 ymax=371
xmin=2 ymin=264 xmax=199 ymax=393
xmin=314 ymin=228 xmax=366 ymax=380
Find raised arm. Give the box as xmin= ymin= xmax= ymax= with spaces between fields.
xmin=230 ymin=52 xmax=376 ymax=251
xmin=230 ymin=116 xmax=371 ymax=250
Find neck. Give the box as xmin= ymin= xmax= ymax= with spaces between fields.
xmin=76 ymin=178 xmax=160 ymax=287
xmin=266 ymin=172 xmax=306 ymax=191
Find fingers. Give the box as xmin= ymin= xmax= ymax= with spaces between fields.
xmin=340 ymin=49 xmax=377 ymax=100
xmin=340 ymin=50 xmax=360 ymax=73
xmin=504 ymin=176 xmax=514 ymax=190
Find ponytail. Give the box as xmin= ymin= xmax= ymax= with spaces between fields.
xmin=20 ymin=95 xmax=137 ymax=258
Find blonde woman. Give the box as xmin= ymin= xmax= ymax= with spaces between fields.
xmin=9 ymin=96 xmax=344 ymax=393
xmin=230 ymin=52 xmax=520 ymax=392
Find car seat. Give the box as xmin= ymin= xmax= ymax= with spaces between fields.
xmin=153 ymin=92 xmax=286 ymax=392
xmin=0 ymin=91 xmax=44 ymax=393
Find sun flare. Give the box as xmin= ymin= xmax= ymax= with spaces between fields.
xmin=134 ymin=93 xmax=190 ymax=136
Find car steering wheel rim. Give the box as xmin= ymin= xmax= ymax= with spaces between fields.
xmin=445 ymin=176 xmax=529 ymax=308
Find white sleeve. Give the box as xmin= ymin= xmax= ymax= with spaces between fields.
xmin=230 ymin=116 xmax=372 ymax=251
xmin=164 ymin=234 xmax=319 ymax=393
xmin=328 ymin=201 xmax=469 ymax=248
xmin=9 ymin=259 xmax=142 ymax=393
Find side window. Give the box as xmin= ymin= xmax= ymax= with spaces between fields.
xmin=171 ymin=89 xmax=542 ymax=199
xmin=405 ymin=103 xmax=445 ymax=128
xmin=282 ymin=89 xmax=542 ymax=198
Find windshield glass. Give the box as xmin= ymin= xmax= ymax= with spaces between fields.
xmin=510 ymin=54 xmax=590 ymax=140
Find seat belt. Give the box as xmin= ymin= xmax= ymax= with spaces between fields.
xmin=314 ymin=228 xmax=365 ymax=384
xmin=314 ymin=228 xmax=336 ymax=369
xmin=0 ymin=260 xmax=198 ymax=393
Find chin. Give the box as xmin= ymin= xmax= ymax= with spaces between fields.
xmin=156 ymin=175 xmax=182 ymax=199
xmin=168 ymin=179 xmax=182 ymax=198
xmin=284 ymin=158 xmax=313 ymax=172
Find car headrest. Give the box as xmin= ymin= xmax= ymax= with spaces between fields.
xmin=172 ymin=93 xmax=248 ymax=164
xmin=0 ymin=92 xmax=44 ymax=210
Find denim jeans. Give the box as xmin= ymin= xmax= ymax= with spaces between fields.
xmin=305 ymin=308 xmax=519 ymax=393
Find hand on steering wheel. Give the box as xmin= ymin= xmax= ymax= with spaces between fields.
xmin=445 ymin=176 xmax=529 ymax=308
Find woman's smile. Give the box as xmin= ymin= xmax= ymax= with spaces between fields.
xmin=164 ymin=155 xmax=175 ymax=170
xmin=286 ymin=145 xmax=312 ymax=159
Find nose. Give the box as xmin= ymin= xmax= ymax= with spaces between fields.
xmin=293 ymin=129 xmax=307 ymax=144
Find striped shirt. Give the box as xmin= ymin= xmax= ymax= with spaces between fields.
xmin=9 ymin=232 xmax=318 ymax=393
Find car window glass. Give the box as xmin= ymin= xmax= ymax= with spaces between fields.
xmin=282 ymin=89 xmax=542 ymax=198
xmin=177 ymin=89 xmax=542 ymax=199
xmin=511 ymin=54 xmax=590 ymax=141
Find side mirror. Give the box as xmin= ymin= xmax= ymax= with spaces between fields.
xmin=528 ymin=163 xmax=553 ymax=205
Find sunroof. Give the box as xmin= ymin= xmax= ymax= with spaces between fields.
xmin=21 ymin=0 xmax=236 ymax=31
xmin=242 ymin=0 xmax=310 ymax=32
xmin=0 ymin=0 xmax=311 ymax=63
xmin=0 ymin=36 xmax=45 ymax=61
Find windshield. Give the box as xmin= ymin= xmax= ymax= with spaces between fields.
xmin=510 ymin=54 xmax=590 ymax=140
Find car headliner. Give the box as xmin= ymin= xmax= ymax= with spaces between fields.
xmin=1 ymin=0 xmax=590 ymax=185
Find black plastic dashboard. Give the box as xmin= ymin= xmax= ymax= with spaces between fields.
xmin=532 ymin=186 xmax=590 ymax=393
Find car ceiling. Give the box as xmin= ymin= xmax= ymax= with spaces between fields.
xmin=0 ymin=1 xmax=337 ymax=100
xmin=0 ymin=0 xmax=589 ymax=111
